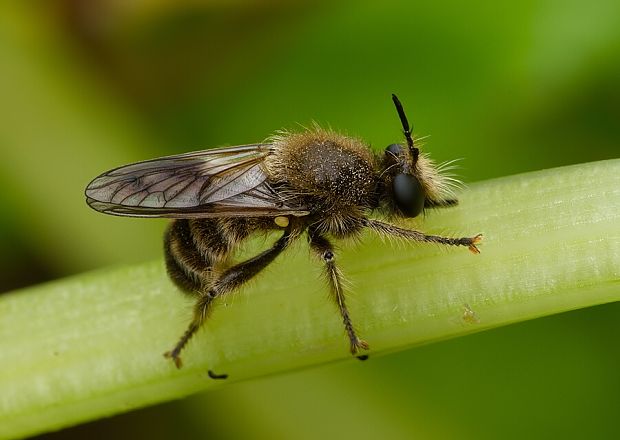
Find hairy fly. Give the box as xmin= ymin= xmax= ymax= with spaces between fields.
xmin=85 ymin=95 xmax=482 ymax=368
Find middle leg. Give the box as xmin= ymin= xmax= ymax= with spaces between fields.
xmin=309 ymin=232 xmax=369 ymax=355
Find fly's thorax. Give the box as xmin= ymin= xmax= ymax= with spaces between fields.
xmin=265 ymin=128 xmax=379 ymax=211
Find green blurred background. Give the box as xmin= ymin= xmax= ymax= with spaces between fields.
xmin=1 ymin=1 xmax=618 ymax=439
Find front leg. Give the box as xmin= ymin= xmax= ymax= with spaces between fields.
xmin=309 ymin=231 xmax=369 ymax=356
xmin=362 ymin=218 xmax=482 ymax=254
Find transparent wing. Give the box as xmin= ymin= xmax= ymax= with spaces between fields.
xmin=85 ymin=144 xmax=309 ymax=218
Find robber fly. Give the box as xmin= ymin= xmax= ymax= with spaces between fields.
xmin=85 ymin=95 xmax=482 ymax=368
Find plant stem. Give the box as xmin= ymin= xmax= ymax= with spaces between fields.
xmin=1 ymin=160 xmax=618 ymax=439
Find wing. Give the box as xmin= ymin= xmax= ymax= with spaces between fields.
xmin=85 ymin=144 xmax=309 ymax=218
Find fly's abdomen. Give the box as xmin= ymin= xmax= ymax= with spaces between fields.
xmin=164 ymin=218 xmax=257 ymax=295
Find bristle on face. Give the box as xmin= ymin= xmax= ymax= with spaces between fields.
xmin=415 ymin=153 xmax=464 ymax=202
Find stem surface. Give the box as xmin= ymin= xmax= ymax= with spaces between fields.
xmin=0 ymin=160 xmax=618 ymax=439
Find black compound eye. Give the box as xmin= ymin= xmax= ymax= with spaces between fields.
xmin=385 ymin=144 xmax=403 ymax=165
xmin=385 ymin=143 xmax=403 ymax=155
xmin=393 ymin=173 xmax=425 ymax=217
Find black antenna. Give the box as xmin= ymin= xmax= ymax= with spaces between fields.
xmin=391 ymin=94 xmax=419 ymax=162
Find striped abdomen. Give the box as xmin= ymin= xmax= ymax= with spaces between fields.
xmin=164 ymin=218 xmax=265 ymax=295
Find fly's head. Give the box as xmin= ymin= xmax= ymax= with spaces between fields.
xmin=380 ymin=95 xmax=462 ymax=218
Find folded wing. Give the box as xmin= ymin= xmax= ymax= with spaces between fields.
xmin=85 ymin=145 xmax=309 ymax=218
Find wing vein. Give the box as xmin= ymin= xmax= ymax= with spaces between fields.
xmin=85 ymin=144 xmax=309 ymax=218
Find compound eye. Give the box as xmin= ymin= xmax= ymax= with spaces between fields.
xmin=393 ymin=173 xmax=425 ymax=217
xmin=385 ymin=144 xmax=403 ymax=165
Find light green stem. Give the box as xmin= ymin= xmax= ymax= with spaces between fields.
xmin=1 ymin=160 xmax=618 ymax=439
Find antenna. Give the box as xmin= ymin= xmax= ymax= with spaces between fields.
xmin=391 ymin=94 xmax=419 ymax=162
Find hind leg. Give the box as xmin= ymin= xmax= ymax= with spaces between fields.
xmin=163 ymin=218 xmax=249 ymax=367
xmin=164 ymin=226 xmax=300 ymax=368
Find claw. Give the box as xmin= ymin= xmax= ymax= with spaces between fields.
xmin=350 ymin=338 xmax=370 ymax=355
xmin=164 ymin=350 xmax=183 ymax=369
xmin=468 ymin=234 xmax=483 ymax=254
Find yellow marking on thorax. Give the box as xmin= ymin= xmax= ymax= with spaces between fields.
xmin=274 ymin=216 xmax=289 ymax=228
